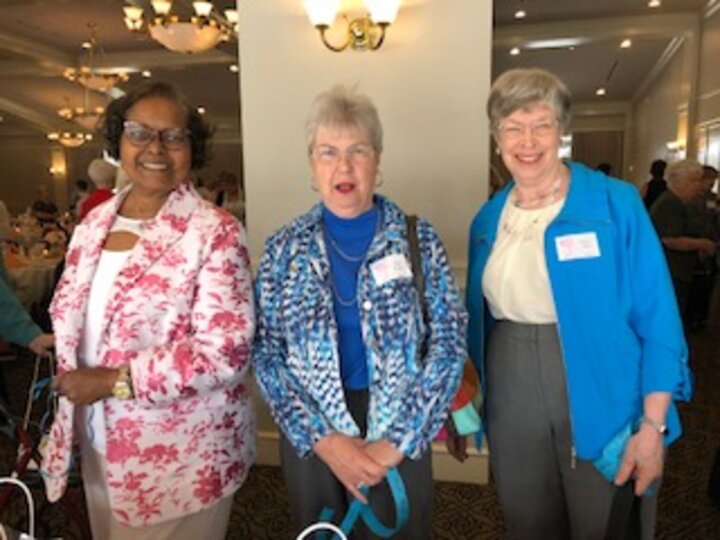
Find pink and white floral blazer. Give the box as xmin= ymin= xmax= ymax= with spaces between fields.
xmin=42 ymin=181 xmax=256 ymax=527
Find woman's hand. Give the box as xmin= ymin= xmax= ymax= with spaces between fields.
xmin=313 ymin=433 xmax=387 ymax=503
xmin=614 ymin=424 xmax=664 ymax=495
xmin=364 ymin=439 xmax=404 ymax=469
xmin=52 ymin=367 xmax=118 ymax=405
xmin=27 ymin=333 xmax=54 ymax=357
xmin=445 ymin=433 xmax=469 ymax=462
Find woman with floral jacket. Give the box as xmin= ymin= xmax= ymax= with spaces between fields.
xmin=253 ymin=86 xmax=467 ymax=539
xmin=44 ymin=82 xmax=255 ymax=540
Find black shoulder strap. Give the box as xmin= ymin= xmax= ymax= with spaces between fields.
xmin=405 ymin=214 xmax=427 ymax=318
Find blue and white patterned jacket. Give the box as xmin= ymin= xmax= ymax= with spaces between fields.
xmin=253 ymin=196 xmax=467 ymax=460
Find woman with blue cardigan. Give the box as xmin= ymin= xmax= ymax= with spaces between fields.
xmin=253 ymin=86 xmax=467 ymax=538
xmin=457 ymin=68 xmax=691 ymax=539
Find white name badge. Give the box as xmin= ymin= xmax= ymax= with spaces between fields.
xmin=555 ymin=232 xmax=601 ymax=261
xmin=370 ymin=254 xmax=413 ymax=286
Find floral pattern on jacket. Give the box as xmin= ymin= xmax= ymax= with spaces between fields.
xmin=42 ymin=181 xmax=256 ymax=527
xmin=253 ymin=196 xmax=467 ymax=460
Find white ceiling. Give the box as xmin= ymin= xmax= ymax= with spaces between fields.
xmin=0 ymin=0 xmax=713 ymax=139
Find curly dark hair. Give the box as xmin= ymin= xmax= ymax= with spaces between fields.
xmin=99 ymin=81 xmax=213 ymax=170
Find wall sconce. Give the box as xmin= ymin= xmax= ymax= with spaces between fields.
xmin=304 ymin=0 xmax=401 ymax=52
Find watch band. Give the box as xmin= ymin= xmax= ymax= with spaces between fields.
xmin=640 ymin=415 xmax=667 ymax=435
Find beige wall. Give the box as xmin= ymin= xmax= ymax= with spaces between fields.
xmin=628 ymin=42 xmax=690 ymax=186
xmin=239 ymin=0 xmax=492 ymax=272
xmin=698 ymin=8 xmax=720 ymax=125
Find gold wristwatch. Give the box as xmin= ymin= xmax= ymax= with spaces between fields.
xmin=112 ymin=365 xmax=134 ymax=400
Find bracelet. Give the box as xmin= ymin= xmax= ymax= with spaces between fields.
xmin=640 ymin=415 xmax=668 ymax=435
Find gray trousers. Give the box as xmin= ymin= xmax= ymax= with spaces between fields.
xmin=485 ymin=321 xmax=658 ymax=540
xmin=280 ymin=389 xmax=433 ymax=539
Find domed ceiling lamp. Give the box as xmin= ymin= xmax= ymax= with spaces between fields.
xmin=123 ymin=1 xmax=239 ymax=54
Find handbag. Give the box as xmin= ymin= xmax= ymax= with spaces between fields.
xmin=405 ymin=215 xmax=482 ymax=437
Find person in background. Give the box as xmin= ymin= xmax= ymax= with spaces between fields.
xmin=458 ymin=68 xmax=691 ymax=539
xmin=641 ymin=159 xmax=668 ymax=210
xmin=650 ymin=159 xmax=716 ymax=326
xmin=253 ymin=86 xmax=466 ymax=539
xmin=44 ymin=81 xmax=255 ymax=540
xmin=32 ymin=185 xmax=59 ymax=224
xmin=686 ymin=164 xmax=719 ymax=329
xmin=71 ymin=179 xmax=91 ymax=219
xmin=596 ymin=162 xmax=612 ymax=176
xmin=0 ymin=256 xmax=54 ymax=357
xmin=216 ymin=171 xmax=245 ymax=222
xmin=79 ymin=159 xmax=117 ymax=220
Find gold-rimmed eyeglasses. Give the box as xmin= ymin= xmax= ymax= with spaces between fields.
xmin=497 ymin=120 xmax=558 ymax=142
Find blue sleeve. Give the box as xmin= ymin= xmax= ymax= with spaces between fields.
xmin=252 ymin=233 xmax=333 ymax=457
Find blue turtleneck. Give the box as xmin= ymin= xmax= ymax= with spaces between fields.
xmin=322 ymin=204 xmax=379 ymax=390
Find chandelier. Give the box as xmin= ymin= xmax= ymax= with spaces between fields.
xmin=123 ymin=1 xmax=239 ymax=54
xmin=57 ymin=101 xmax=105 ymax=132
xmin=47 ymin=131 xmax=94 ymax=148
xmin=64 ymin=24 xmax=129 ymax=92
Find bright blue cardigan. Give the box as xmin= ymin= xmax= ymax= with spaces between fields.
xmin=466 ymin=161 xmax=692 ymax=460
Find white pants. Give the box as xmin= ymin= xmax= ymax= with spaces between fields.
xmin=81 ymin=448 xmax=233 ymax=540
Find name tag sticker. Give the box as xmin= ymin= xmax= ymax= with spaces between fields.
xmin=555 ymin=232 xmax=601 ymax=261
xmin=371 ymin=254 xmax=412 ymax=286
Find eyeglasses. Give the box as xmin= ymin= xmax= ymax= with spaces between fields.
xmin=497 ymin=120 xmax=558 ymax=141
xmin=311 ymin=144 xmax=375 ymax=165
xmin=123 ymin=120 xmax=191 ymax=149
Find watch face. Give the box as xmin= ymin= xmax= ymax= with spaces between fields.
xmin=113 ymin=382 xmax=132 ymax=400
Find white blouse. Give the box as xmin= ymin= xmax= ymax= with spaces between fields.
xmin=77 ymin=215 xmax=144 ymax=453
xmin=482 ymin=196 xmax=565 ymax=324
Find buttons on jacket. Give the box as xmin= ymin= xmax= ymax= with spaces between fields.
xmin=362 ymin=300 xmax=373 ymax=312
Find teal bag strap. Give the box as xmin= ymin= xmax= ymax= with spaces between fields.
xmin=317 ymin=468 xmax=409 ymax=539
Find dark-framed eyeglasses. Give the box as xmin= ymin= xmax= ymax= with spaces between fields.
xmin=122 ymin=120 xmax=191 ymax=149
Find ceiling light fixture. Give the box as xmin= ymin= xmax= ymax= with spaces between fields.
xmin=141 ymin=70 xmax=152 ymax=78
xmin=229 ymin=64 xmax=239 ymax=73
xmin=123 ymin=1 xmax=238 ymax=54
xmin=510 ymin=47 xmax=521 ymax=56
xmin=57 ymin=101 xmax=105 ymax=132
xmin=514 ymin=10 xmax=526 ymax=19
xmin=64 ymin=24 xmax=129 ymax=92
xmin=303 ymin=0 xmax=402 ymax=52
xmin=620 ymin=39 xmax=632 ymax=48
xmin=648 ymin=0 xmax=661 ymax=7
xmin=47 ymin=131 xmax=93 ymax=148
xmin=596 ymin=87 xmax=607 ymax=96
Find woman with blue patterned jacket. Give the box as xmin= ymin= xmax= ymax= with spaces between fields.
xmin=253 ymin=86 xmax=467 ymax=539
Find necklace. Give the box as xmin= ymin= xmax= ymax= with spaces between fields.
xmin=512 ymin=175 xmax=564 ymax=209
xmin=323 ymin=210 xmax=381 ymax=263
xmin=330 ymin=280 xmax=357 ymax=307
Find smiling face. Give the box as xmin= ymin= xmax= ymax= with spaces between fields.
xmin=120 ymin=96 xmax=191 ymax=198
xmin=310 ymin=123 xmax=380 ymax=218
xmin=495 ymin=102 xmax=563 ymax=189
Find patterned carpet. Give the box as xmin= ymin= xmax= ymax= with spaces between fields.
xmin=0 ymin=291 xmax=717 ymax=539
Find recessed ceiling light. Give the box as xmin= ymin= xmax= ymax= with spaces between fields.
xmin=141 ymin=70 xmax=152 ymax=78
xmin=620 ymin=39 xmax=632 ymax=48
xmin=197 ymin=106 xmax=206 ymax=114
xmin=648 ymin=0 xmax=661 ymax=7
xmin=514 ymin=10 xmax=526 ymax=19
xmin=596 ymin=87 xmax=607 ymax=96
xmin=510 ymin=47 xmax=521 ymax=56
xmin=229 ymin=64 xmax=239 ymax=73
xmin=81 ymin=41 xmax=92 ymax=50
xmin=568 ymin=46 xmax=575 ymax=51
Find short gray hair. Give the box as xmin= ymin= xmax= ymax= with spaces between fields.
xmin=87 ymin=158 xmax=117 ymax=189
xmin=666 ymin=159 xmax=703 ymax=185
xmin=305 ymin=85 xmax=383 ymax=155
xmin=487 ymin=68 xmax=572 ymax=133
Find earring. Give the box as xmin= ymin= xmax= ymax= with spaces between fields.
xmin=495 ymin=147 xmax=501 ymax=156
xmin=375 ymin=170 xmax=385 ymax=188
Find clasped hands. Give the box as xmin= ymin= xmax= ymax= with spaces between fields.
xmin=313 ymin=433 xmax=404 ymax=504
